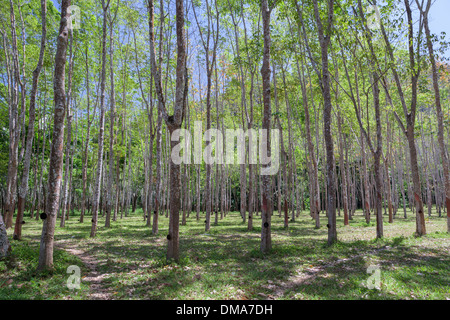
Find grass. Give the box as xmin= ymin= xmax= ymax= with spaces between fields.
xmin=0 ymin=240 xmax=90 ymax=299
xmin=0 ymin=207 xmax=449 ymax=300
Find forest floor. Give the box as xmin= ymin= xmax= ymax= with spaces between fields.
xmin=1 ymin=208 xmax=449 ymax=300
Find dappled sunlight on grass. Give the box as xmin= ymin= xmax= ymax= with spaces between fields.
xmin=2 ymin=208 xmax=449 ymax=300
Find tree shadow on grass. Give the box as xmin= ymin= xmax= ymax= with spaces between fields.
xmin=280 ymin=238 xmax=450 ymax=300
xmin=0 ymin=240 xmax=90 ymax=299
xmin=21 ymin=212 xmax=448 ymax=300
xmin=67 ymin=231 xmax=449 ymax=300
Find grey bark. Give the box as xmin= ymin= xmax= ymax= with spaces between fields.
xmin=260 ymin=0 xmax=275 ymax=253
xmin=416 ymin=0 xmax=450 ymax=231
xmin=13 ymin=0 xmax=47 ymax=239
xmin=37 ymin=0 xmax=71 ymax=271
xmin=90 ymin=0 xmax=112 ymax=238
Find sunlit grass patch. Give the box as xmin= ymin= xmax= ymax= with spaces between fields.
xmin=3 ymin=207 xmax=449 ymax=300
xmin=0 ymin=240 xmax=90 ymax=300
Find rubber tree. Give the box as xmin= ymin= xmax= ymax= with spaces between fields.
xmin=148 ymin=0 xmax=187 ymax=261
xmin=37 ymin=0 xmax=71 ymax=272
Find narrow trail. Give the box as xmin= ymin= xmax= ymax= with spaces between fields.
xmin=270 ymin=245 xmax=392 ymax=299
xmin=56 ymin=242 xmax=113 ymax=300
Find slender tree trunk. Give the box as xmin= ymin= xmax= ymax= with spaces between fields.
xmin=418 ymin=0 xmax=450 ymax=231
xmin=273 ymin=64 xmax=287 ymax=228
xmin=379 ymin=0 xmax=425 ymax=235
xmin=214 ymin=59 xmax=220 ymax=226
xmin=280 ymin=66 xmax=295 ymax=222
xmin=240 ymin=158 xmax=246 ymax=223
xmin=361 ymin=132 xmax=371 ymax=223
xmin=90 ymin=0 xmax=111 ymax=238
xmin=297 ymin=58 xmax=320 ymax=227
xmin=153 ymin=108 xmax=163 ymax=234
xmin=36 ymin=91 xmax=48 ymax=221
xmin=4 ymin=0 xmax=23 ymax=229
xmin=196 ymin=164 xmax=200 ymax=221
xmin=80 ymin=46 xmax=93 ymax=224
xmin=312 ymin=0 xmax=336 ymax=244
xmin=13 ymin=0 xmax=47 ymax=239
xmin=260 ymin=0 xmax=274 ymax=253
xmin=398 ymin=146 xmax=407 ymax=219
xmin=106 ymin=8 xmax=119 ymax=228
xmin=59 ymin=29 xmax=74 ymax=228
xmin=37 ymin=0 xmax=71 ymax=271
xmin=0 ymin=214 xmax=10 ymax=258
xmin=149 ymin=0 xmax=187 ymax=261
xmin=30 ymin=153 xmax=39 ymax=219
xmin=59 ymin=105 xmax=72 ymax=228
xmin=337 ymin=113 xmax=349 ymax=226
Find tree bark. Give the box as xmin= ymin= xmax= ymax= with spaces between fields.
xmin=59 ymin=29 xmax=74 ymax=228
xmin=260 ymin=0 xmax=274 ymax=253
xmin=80 ymin=45 xmax=94 ymax=223
xmin=37 ymin=0 xmax=71 ymax=271
xmin=148 ymin=0 xmax=187 ymax=261
xmin=0 ymin=214 xmax=10 ymax=258
xmin=105 ymin=7 xmax=119 ymax=228
xmin=4 ymin=0 xmax=23 ymax=229
xmin=417 ymin=0 xmax=450 ymax=232
xmin=379 ymin=0 xmax=426 ymax=235
xmin=13 ymin=0 xmax=47 ymax=239
xmin=312 ymin=0 xmax=336 ymax=245
xmin=337 ymin=112 xmax=349 ymax=226
xmin=90 ymin=0 xmax=111 ymax=238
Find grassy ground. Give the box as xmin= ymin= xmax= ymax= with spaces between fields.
xmin=1 ymin=208 xmax=449 ymax=300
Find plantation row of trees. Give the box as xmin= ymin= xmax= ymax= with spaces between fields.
xmin=0 ymin=0 xmax=449 ymax=268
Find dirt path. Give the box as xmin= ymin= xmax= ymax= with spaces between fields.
xmin=270 ymin=245 xmax=392 ymax=299
xmin=56 ymin=242 xmax=113 ymax=300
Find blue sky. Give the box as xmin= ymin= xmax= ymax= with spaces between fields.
xmin=428 ymin=0 xmax=450 ymax=57
xmin=51 ymin=0 xmax=450 ymax=56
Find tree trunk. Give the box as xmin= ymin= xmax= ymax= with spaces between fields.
xmin=337 ymin=113 xmax=349 ymax=226
xmin=90 ymin=0 xmax=111 ymax=238
xmin=80 ymin=46 xmax=93 ymax=224
xmin=0 ymin=214 xmax=10 ymax=258
xmin=149 ymin=0 xmax=187 ymax=261
xmin=379 ymin=0 xmax=426 ymax=235
xmin=13 ymin=0 xmax=47 ymax=239
xmin=59 ymin=29 xmax=74 ymax=228
xmin=418 ymin=0 xmax=450 ymax=231
xmin=37 ymin=0 xmax=71 ymax=271
xmin=106 ymin=8 xmax=119 ymax=228
xmin=361 ymin=132 xmax=371 ymax=223
xmin=153 ymin=108 xmax=163 ymax=234
xmin=260 ymin=0 xmax=274 ymax=253
xmin=4 ymin=0 xmax=23 ymax=229
xmin=273 ymin=64 xmax=287 ymax=228
xmin=312 ymin=0 xmax=336 ymax=245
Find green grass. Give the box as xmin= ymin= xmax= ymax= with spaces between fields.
xmin=0 ymin=240 xmax=90 ymax=299
xmin=1 ymin=208 xmax=449 ymax=300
